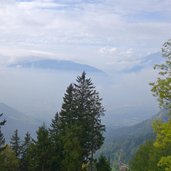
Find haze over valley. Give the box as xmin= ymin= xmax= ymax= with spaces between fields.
xmin=0 ymin=52 xmax=161 ymax=137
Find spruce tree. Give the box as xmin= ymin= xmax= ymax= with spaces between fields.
xmin=10 ymin=129 xmax=21 ymax=158
xmin=58 ymin=72 xmax=105 ymax=169
xmin=96 ymin=155 xmax=111 ymax=171
xmin=20 ymin=132 xmax=32 ymax=171
xmin=61 ymin=125 xmax=82 ymax=171
xmin=0 ymin=130 xmax=5 ymax=150
xmin=49 ymin=112 xmax=63 ymax=171
xmin=58 ymin=83 xmax=76 ymax=131
xmin=0 ymin=113 xmax=6 ymax=126
xmin=49 ymin=112 xmax=59 ymax=137
xmin=31 ymin=124 xmax=52 ymax=171
xmin=74 ymin=72 xmax=105 ymax=166
xmin=0 ymin=113 xmax=6 ymax=152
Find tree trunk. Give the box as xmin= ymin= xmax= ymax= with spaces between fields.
xmin=90 ymin=150 xmax=93 ymax=171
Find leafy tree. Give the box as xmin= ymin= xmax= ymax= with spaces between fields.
xmin=158 ymin=156 xmax=171 ymax=171
xmin=150 ymin=39 xmax=171 ymax=112
xmin=131 ymin=39 xmax=171 ymax=170
xmin=96 ymin=155 xmax=111 ymax=171
xmin=152 ymin=119 xmax=171 ymax=171
xmin=150 ymin=39 xmax=171 ymax=170
xmin=129 ymin=140 xmax=163 ymax=171
xmin=0 ymin=145 xmax=19 ymax=171
xmin=10 ymin=129 xmax=21 ymax=158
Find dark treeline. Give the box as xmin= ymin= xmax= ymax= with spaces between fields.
xmin=0 ymin=72 xmax=111 ymax=171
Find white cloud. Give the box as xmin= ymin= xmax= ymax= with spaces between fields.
xmin=98 ymin=47 xmax=144 ymax=71
xmin=0 ymin=0 xmax=170 ymax=71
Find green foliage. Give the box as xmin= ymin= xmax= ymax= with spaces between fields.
xmin=49 ymin=112 xmax=63 ymax=171
xmin=129 ymin=140 xmax=163 ymax=171
xmin=98 ymin=119 xmax=155 ymax=169
xmin=20 ymin=132 xmax=32 ymax=171
xmin=57 ymin=72 xmax=105 ymax=168
xmin=0 ymin=130 xmax=5 ymax=150
xmin=10 ymin=129 xmax=21 ymax=158
xmin=49 ymin=112 xmax=59 ymax=137
xmin=0 ymin=145 xmax=19 ymax=171
xmin=96 ymin=155 xmax=111 ymax=171
xmin=28 ymin=124 xmax=52 ymax=171
xmin=62 ymin=125 xmax=82 ymax=171
xmin=153 ymin=119 xmax=171 ymax=149
xmin=58 ymin=84 xmax=76 ymax=131
xmin=130 ymin=39 xmax=171 ymax=171
xmin=72 ymin=72 xmax=105 ymax=162
xmin=158 ymin=156 xmax=171 ymax=171
xmin=152 ymin=119 xmax=171 ymax=170
xmin=150 ymin=40 xmax=171 ymax=171
xmin=150 ymin=39 xmax=171 ymax=111
xmin=0 ymin=113 xmax=6 ymax=152
xmin=0 ymin=72 xmax=105 ymax=171
xmin=0 ymin=113 xmax=6 ymax=126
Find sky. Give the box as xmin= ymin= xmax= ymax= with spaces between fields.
xmin=1 ymin=0 xmax=170 ymax=126
xmin=0 ymin=0 xmax=171 ymax=72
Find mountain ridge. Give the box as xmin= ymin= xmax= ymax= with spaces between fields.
xmin=99 ymin=108 xmax=169 ymax=164
xmin=8 ymin=58 xmax=105 ymax=73
xmin=123 ymin=52 xmax=163 ymax=73
xmin=0 ymin=103 xmax=41 ymax=142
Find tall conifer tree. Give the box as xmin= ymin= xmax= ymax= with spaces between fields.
xmin=74 ymin=72 xmax=105 ymax=168
xmin=58 ymin=83 xmax=76 ymax=131
xmin=57 ymin=72 xmax=105 ymax=169
xmin=0 ymin=113 xmax=6 ymax=151
xmin=49 ymin=112 xmax=63 ymax=171
xmin=31 ymin=124 xmax=52 ymax=171
xmin=20 ymin=132 xmax=32 ymax=171
xmin=10 ymin=129 xmax=21 ymax=158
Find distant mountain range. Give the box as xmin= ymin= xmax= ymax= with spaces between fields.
xmin=0 ymin=103 xmax=42 ymax=142
xmin=7 ymin=52 xmax=162 ymax=74
xmin=124 ymin=52 xmax=163 ymax=73
xmin=9 ymin=58 xmax=104 ymax=73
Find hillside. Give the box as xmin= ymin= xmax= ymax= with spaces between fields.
xmin=0 ymin=103 xmax=41 ymax=142
xmin=124 ymin=52 xmax=163 ymax=73
xmin=99 ymin=109 xmax=168 ymax=166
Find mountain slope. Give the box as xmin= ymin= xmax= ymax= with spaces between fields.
xmin=124 ymin=52 xmax=163 ymax=73
xmin=0 ymin=103 xmax=41 ymax=142
xmin=99 ymin=109 xmax=168 ymax=165
xmin=9 ymin=58 xmax=104 ymax=73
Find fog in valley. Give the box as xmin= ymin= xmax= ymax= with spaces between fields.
xmin=0 ymin=66 xmax=159 ymax=127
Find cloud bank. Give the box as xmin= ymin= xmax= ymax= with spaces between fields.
xmin=0 ymin=0 xmax=170 ymax=71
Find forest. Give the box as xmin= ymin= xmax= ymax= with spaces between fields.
xmin=0 ymin=39 xmax=171 ymax=171
xmin=0 ymin=71 xmax=111 ymax=171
